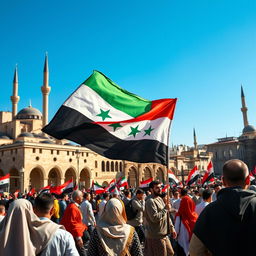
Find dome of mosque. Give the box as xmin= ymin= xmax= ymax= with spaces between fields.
xmin=242 ymin=125 xmax=256 ymax=134
xmin=0 ymin=132 xmax=11 ymax=139
xmin=41 ymin=140 xmax=55 ymax=144
xmin=18 ymin=132 xmax=34 ymax=138
xmin=0 ymin=135 xmax=11 ymax=139
xmin=16 ymin=106 xmax=42 ymax=120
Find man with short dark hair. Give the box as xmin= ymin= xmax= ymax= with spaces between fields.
xmin=59 ymin=193 xmax=68 ymax=221
xmin=122 ymin=189 xmax=131 ymax=205
xmin=190 ymin=159 xmax=256 ymax=256
xmin=127 ymin=189 xmax=145 ymax=243
xmin=98 ymin=193 xmax=109 ymax=218
xmin=80 ymin=192 xmax=96 ymax=237
xmin=144 ymin=181 xmax=176 ymax=256
xmin=195 ymin=189 xmax=213 ymax=216
xmin=34 ymin=193 xmax=79 ymax=256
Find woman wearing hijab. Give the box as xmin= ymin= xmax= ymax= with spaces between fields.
xmin=0 ymin=199 xmax=63 ymax=255
xmin=88 ymin=197 xmax=143 ymax=256
xmin=175 ymin=192 xmax=198 ymax=256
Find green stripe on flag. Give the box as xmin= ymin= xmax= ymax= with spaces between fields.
xmin=84 ymin=71 xmax=152 ymax=117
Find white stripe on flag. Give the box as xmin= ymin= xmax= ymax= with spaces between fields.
xmin=64 ymin=84 xmax=133 ymax=122
xmin=99 ymin=117 xmax=171 ymax=145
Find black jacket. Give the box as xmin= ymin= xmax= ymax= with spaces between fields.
xmin=194 ymin=187 xmax=256 ymax=256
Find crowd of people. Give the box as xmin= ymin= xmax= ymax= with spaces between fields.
xmin=0 ymin=159 xmax=256 ymax=255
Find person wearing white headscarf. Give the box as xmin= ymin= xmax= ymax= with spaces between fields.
xmin=0 ymin=199 xmax=63 ymax=255
xmin=88 ymin=197 xmax=143 ymax=256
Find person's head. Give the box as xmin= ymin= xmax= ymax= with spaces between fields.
xmin=84 ymin=192 xmax=91 ymax=201
xmin=102 ymin=193 xmax=109 ymax=201
xmin=61 ymin=193 xmax=68 ymax=201
xmin=136 ymin=189 xmax=144 ymax=200
xmin=173 ymin=191 xmax=180 ymax=199
xmin=34 ymin=193 xmax=54 ymax=218
xmin=202 ymin=189 xmax=213 ymax=202
xmin=194 ymin=190 xmax=199 ymax=196
xmin=72 ymin=190 xmax=83 ymax=204
xmin=124 ymin=190 xmax=131 ymax=198
xmin=149 ymin=181 xmax=162 ymax=197
xmin=99 ymin=198 xmax=127 ymax=225
xmin=0 ymin=204 xmax=5 ymax=216
xmin=180 ymin=188 xmax=188 ymax=197
xmin=213 ymin=184 xmax=222 ymax=193
xmin=222 ymin=159 xmax=249 ymax=188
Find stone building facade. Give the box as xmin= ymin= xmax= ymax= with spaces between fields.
xmin=169 ymin=129 xmax=213 ymax=182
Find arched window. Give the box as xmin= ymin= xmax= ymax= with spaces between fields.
xmin=106 ymin=161 xmax=110 ymax=172
xmin=115 ymin=162 xmax=119 ymax=172
xmin=111 ymin=161 xmax=114 ymax=172
xmin=101 ymin=161 xmax=105 ymax=172
xmin=119 ymin=162 xmax=123 ymax=172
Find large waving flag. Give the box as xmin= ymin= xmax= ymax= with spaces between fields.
xmin=42 ymin=71 xmax=177 ymax=165
xmin=187 ymin=166 xmax=200 ymax=186
xmin=201 ymin=161 xmax=214 ymax=186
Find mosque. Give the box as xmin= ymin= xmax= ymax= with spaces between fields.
xmin=0 ymin=56 xmax=170 ymax=193
xmin=207 ymin=87 xmax=256 ymax=175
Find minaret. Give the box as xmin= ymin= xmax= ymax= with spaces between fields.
xmin=241 ymin=85 xmax=249 ymax=127
xmin=41 ymin=53 xmax=51 ymax=127
xmin=10 ymin=65 xmax=20 ymax=119
xmin=193 ymin=128 xmax=198 ymax=150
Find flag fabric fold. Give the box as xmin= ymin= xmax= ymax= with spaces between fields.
xmin=201 ymin=162 xmax=214 ymax=186
xmin=187 ymin=166 xmax=200 ymax=186
xmin=168 ymin=170 xmax=180 ymax=185
xmin=39 ymin=185 xmax=51 ymax=194
xmin=50 ymin=179 xmax=74 ymax=195
xmin=0 ymin=173 xmax=10 ymax=189
xmin=140 ymin=178 xmax=153 ymax=188
xmin=42 ymin=71 xmax=177 ymax=165
xmin=27 ymin=188 xmax=36 ymax=197
xmin=116 ymin=176 xmax=128 ymax=188
xmin=91 ymin=181 xmax=105 ymax=194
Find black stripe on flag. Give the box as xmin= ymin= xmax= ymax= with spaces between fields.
xmin=43 ymin=106 xmax=167 ymax=165
xmin=187 ymin=174 xmax=200 ymax=186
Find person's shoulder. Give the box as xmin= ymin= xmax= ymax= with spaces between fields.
xmin=55 ymin=227 xmax=73 ymax=237
xmin=145 ymin=196 xmax=154 ymax=205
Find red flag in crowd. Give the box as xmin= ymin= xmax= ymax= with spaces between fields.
xmin=140 ymin=177 xmax=153 ymax=188
xmin=201 ymin=161 xmax=214 ymax=186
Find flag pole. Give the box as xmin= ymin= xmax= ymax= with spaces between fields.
xmin=165 ymin=123 xmax=172 ymax=202
xmin=165 ymin=124 xmax=172 ymax=236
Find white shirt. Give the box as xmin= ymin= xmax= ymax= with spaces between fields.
xmin=98 ymin=200 xmax=107 ymax=218
xmin=39 ymin=218 xmax=79 ymax=256
xmin=172 ymin=198 xmax=181 ymax=211
xmin=195 ymin=201 xmax=209 ymax=216
xmin=0 ymin=215 xmax=5 ymax=223
xmin=80 ymin=200 xmax=96 ymax=226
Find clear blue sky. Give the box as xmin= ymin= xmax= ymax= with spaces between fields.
xmin=0 ymin=0 xmax=255 ymax=146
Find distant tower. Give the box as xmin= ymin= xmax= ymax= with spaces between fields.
xmin=10 ymin=65 xmax=20 ymax=119
xmin=241 ymin=85 xmax=249 ymax=127
xmin=193 ymin=128 xmax=198 ymax=150
xmin=41 ymin=53 xmax=51 ymax=127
